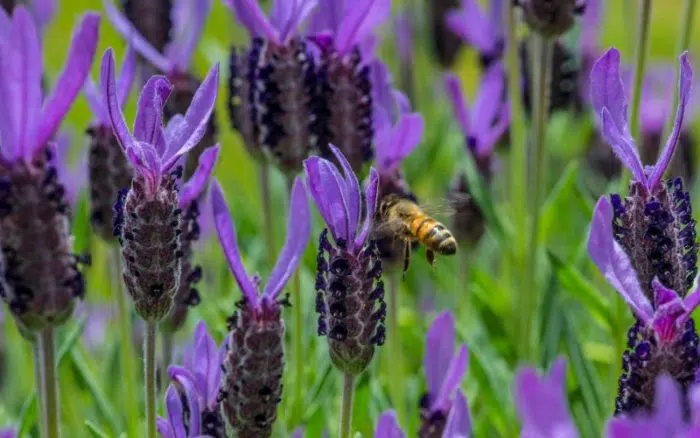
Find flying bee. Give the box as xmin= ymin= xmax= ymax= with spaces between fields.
xmin=373 ymin=194 xmax=458 ymax=273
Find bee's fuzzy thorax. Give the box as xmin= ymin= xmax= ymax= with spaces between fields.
xmin=87 ymin=125 xmax=133 ymax=240
xmin=0 ymin=152 xmax=85 ymax=332
xmin=114 ymin=171 xmax=182 ymax=322
xmin=219 ymin=298 xmax=285 ymax=438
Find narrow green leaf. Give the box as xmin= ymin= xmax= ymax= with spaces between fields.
xmin=85 ymin=420 xmax=110 ymax=438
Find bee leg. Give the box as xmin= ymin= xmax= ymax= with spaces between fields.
xmin=402 ymin=240 xmax=411 ymax=275
xmin=426 ymin=249 xmax=435 ymax=266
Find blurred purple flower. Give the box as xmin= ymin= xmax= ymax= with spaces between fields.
xmin=515 ymin=357 xmax=577 ymax=437
xmin=101 ymin=48 xmax=220 ymax=321
xmin=1 ymin=0 xmax=56 ymax=34
xmin=395 ymin=11 xmax=413 ymax=72
xmin=446 ymin=0 xmax=504 ymax=66
xmin=75 ymin=302 xmax=115 ymax=351
xmin=291 ymin=427 xmax=305 ymax=438
xmin=52 ymin=131 xmax=87 ymax=208
xmin=305 ymin=146 xmax=385 ymax=374
xmin=443 ymin=64 xmax=509 ymax=174
xmin=590 ymin=48 xmax=693 ymax=192
xmin=212 ymin=177 xmax=310 ymax=437
xmin=0 ymin=7 xmax=99 ymax=331
xmin=0 ymin=428 xmax=16 ymax=438
xmin=420 ymin=311 xmax=471 ymax=437
xmin=589 ymin=196 xmax=700 ymax=416
xmin=375 ymin=410 xmax=405 ymax=438
xmin=158 ymin=320 xmax=226 ymax=437
xmin=226 ymin=0 xmax=317 ymax=46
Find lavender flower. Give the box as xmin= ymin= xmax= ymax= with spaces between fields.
xmin=212 ymin=177 xmax=311 ymax=437
xmin=514 ymin=0 xmax=585 ymax=38
xmin=0 ymin=428 xmax=16 ymax=438
xmin=309 ymin=0 xmax=390 ymax=172
xmin=445 ymin=0 xmax=504 ymax=67
xmin=0 ymin=8 xmax=99 ymax=332
xmin=590 ymin=48 xmax=696 ymax=300
xmin=589 ymin=196 xmax=700 ymax=416
xmin=105 ymin=0 xmax=216 ymax=179
xmin=52 ymin=131 xmax=87 ymax=208
xmin=100 ymin=49 xmax=220 ymax=322
xmin=84 ymin=47 xmax=137 ymax=239
xmin=419 ymin=311 xmax=470 ymax=438
xmin=225 ymin=0 xmax=321 ymax=172
xmin=375 ymin=411 xmax=405 ymax=438
xmin=1 ymin=0 xmax=56 ymax=34
xmin=443 ymin=65 xmax=509 ymax=246
xmin=305 ymin=146 xmax=385 ymax=375
xmin=514 ymin=357 xmax=578 ymax=437
xmin=158 ymin=321 xmax=227 ymax=437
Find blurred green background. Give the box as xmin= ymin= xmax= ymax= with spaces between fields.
xmin=2 ymin=0 xmax=700 ymax=437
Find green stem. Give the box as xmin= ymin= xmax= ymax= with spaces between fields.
xmin=628 ymin=0 xmax=653 ymax=140
xmin=33 ymin=340 xmax=46 ymax=438
xmin=387 ymin=271 xmax=404 ymax=424
xmin=260 ymin=160 xmax=276 ymax=268
xmin=38 ymin=328 xmax=59 ymax=438
xmin=110 ymin=247 xmax=139 ymax=437
xmin=144 ymin=322 xmax=157 ymax=438
xmin=663 ymin=0 xmax=696 ymax=142
xmin=339 ymin=373 xmax=355 ymax=438
xmin=521 ymin=34 xmax=554 ymax=362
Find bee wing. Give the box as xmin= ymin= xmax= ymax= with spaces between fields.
xmin=418 ymin=194 xmax=472 ymax=220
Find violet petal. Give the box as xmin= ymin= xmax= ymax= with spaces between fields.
xmin=168 ymin=0 xmax=212 ymax=71
xmin=443 ymin=390 xmax=471 ymax=438
xmin=424 ymin=311 xmax=456 ymax=399
xmin=354 ymin=167 xmax=379 ymax=249
xmin=133 ymin=75 xmax=172 ymax=147
xmin=222 ymin=0 xmax=280 ymax=43
xmin=100 ymin=49 xmax=136 ymax=152
xmin=179 ymin=145 xmax=220 ymax=209
xmin=374 ymin=410 xmax=405 ymax=438
xmin=330 ymin=145 xmax=361 ymax=243
xmin=116 ymin=46 xmax=138 ymax=105
xmin=443 ymin=73 xmax=471 ymax=135
xmin=432 ymin=345 xmax=468 ymax=412
xmin=336 ymin=0 xmax=390 ymax=55
xmin=445 ymin=0 xmax=497 ymax=54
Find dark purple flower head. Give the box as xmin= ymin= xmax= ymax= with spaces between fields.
xmin=159 ymin=321 xmax=227 ymax=437
xmin=0 ymin=8 xmax=99 ymax=332
xmin=375 ymin=410 xmax=405 ymax=438
xmin=84 ymin=47 xmax=138 ymax=239
xmin=444 ymin=64 xmax=509 ymax=174
xmin=446 ymin=0 xmax=504 ymax=67
xmin=514 ymin=0 xmax=585 ymax=38
xmin=514 ymin=357 xmax=578 ymax=438
xmin=419 ymin=311 xmax=471 ymax=438
xmin=101 ymin=49 xmax=219 ymax=321
xmin=589 ymin=197 xmax=700 ymax=417
xmin=212 ymin=177 xmax=310 ymax=437
xmin=305 ymin=146 xmax=385 ymax=374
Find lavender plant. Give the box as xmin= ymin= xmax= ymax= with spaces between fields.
xmin=211 ymin=177 xmax=310 ymax=438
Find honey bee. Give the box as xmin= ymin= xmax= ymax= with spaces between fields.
xmin=374 ymin=194 xmax=458 ymax=272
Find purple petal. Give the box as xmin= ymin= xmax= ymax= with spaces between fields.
xmin=164 ymin=385 xmax=187 ymax=438
xmin=648 ymin=52 xmax=693 ymax=191
xmin=291 ymin=427 xmax=306 ymax=438
xmin=374 ymin=410 xmax=405 ymax=438
xmin=443 ymin=390 xmax=471 ymax=438
xmin=29 ymin=0 xmax=57 ymax=33
xmin=424 ymin=311 xmax=456 ymax=398
xmin=377 ymin=113 xmax=424 ymax=173
xmin=179 ymin=145 xmax=219 ymax=209
xmin=3 ymin=7 xmax=43 ymax=161
xmin=117 ymin=46 xmax=138 ymax=105
xmin=691 ymin=384 xmax=700 ymax=425
xmin=653 ymin=375 xmax=684 ymax=430
xmin=84 ymin=79 xmax=109 ymax=125
xmin=307 ymin=0 xmax=341 ymax=36
xmin=336 ymin=0 xmax=390 ymax=55
xmin=443 ymin=73 xmax=470 ymax=135
xmin=126 ymin=142 xmax=161 ymax=195
xmin=472 ymin=63 xmax=506 ymax=138
xmin=479 ymin=104 xmax=510 ymax=157
xmin=280 ymin=0 xmax=318 ymax=42
xmin=211 ymin=181 xmax=259 ymax=306
xmin=133 ymin=75 xmax=172 ymax=147
xmin=155 ymin=419 xmax=174 ymax=438
xmin=432 ymin=345 xmax=468 ymax=412
xmin=354 ymin=167 xmax=379 ymax=248
xmin=103 ymin=0 xmax=174 ymax=73
xmin=590 ymin=48 xmax=630 ymax=135
xmin=515 ymin=358 xmax=577 ymax=438
xmin=0 ymin=9 xmax=9 ymax=39
xmin=264 ymin=177 xmax=311 ymax=299
xmin=587 ymin=197 xmax=653 ymax=321
xmin=600 ymin=108 xmax=647 ymax=185
xmin=329 ymin=145 xmax=361 ymax=244
xmin=303 ymin=155 xmax=350 ymax=244
xmin=52 ymin=131 xmax=85 ymax=206
xmin=167 ymin=0 xmax=212 ymax=71
xmin=222 ymin=0 xmax=280 ymax=43
xmin=36 ymin=12 xmax=100 ymax=152
xmin=191 ymin=321 xmax=218 ymax=405
xmin=163 ymin=63 xmax=219 ymax=172
xmin=0 ymin=429 xmax=17 ymax=438
xmin=445 ymin=0 xmax=499 ymax=55
xmin=100 ymin=49 xmax=136 ymax=152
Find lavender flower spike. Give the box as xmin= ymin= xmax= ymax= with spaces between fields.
xmin=420 ymin=311 xmax=471 ymax=438
xmin=446 ymin=0 xmax=504 ymax=67
xmin=159 ymin=321 xmax=227 ymax=437
xmin=84 ymin=47 xmax=138 ymax=239
xmin=514 ymin=357 xmax=578 ymax=438
xmin=105 ymin=0 xmax=217 ymax=178
xmin=305 ymin=146 xmax=385 ymax=375
xmin=589 ymin=197 xmax=700 ymax=416
xmin=101 ymin=48 xmax=220 ymax=321
xmin=212 ymin=177 xmax=311 ymax=438
xmin=591 ymin=48 xmax=693 ymax=192
xmin=375 ymin=411 xmax=405 ymax=438
xmin=225 ymin=0 xmax=322 ymax=173
xmin=0 ymin=8 xmax=100 ymax=332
